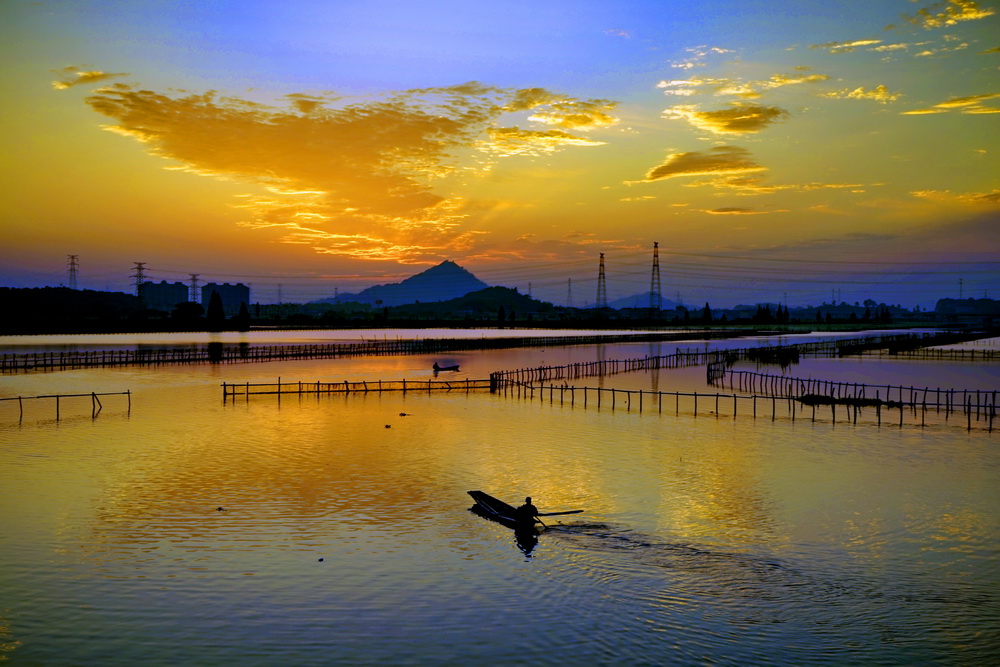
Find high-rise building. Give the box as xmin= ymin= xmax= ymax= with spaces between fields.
xmin=138 ymin=280 xmax=189 ymax=312
xmin=201 ymin=282 xmax=251 ymax=317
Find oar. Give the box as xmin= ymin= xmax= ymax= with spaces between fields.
xmin=536 ymin=510 xmax=584 ymax=517
xmin=534 ymin=515 xmax=547 ymax=527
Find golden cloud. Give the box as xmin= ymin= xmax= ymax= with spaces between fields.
xmin=504 ymin=87 xmax=562 ymax=111
xmin=820 ymin=85 xmax=901 ymax=104
xmin=658 ymin=70 xmax=828 ymax=99
xmin=934 ymin=92 xmax=1000 ymax=108
xmin=285 ymin=93 xmax=337 ymax=114
xmin=502 ymin=89 xmax=618 ymax=130
xmin=704 ymin=207 xmax=770 ymax=215
xmin=638 ymin=146 xmax=767 ymax=182
xmin=911 ymin=188 xmax=1000 ymax=205
xmin=51 ymin=66 xmax=128 ymax=89
xmin=528 ymin=99 xmax=619 ymax=130
xmin=902 ymin=92 xmax=1000 ymax=114
xmin=75 ymin=81 xmax=617 ymax=262
xmin=898 ymin=0 xmax=995 ymax=29
xmin=481 ymin=127 xmax=605 ymax=156
xmin=683 ymin=175 xmax=869 ymax=195
xmin=663 ymin=102 xmax=789 ymax=134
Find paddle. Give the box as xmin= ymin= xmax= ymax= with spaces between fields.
xmin=536 ymin=510 xmax=584 ymax=517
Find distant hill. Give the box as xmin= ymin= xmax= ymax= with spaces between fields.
xmin=608 ymin=291 xmax=681 ymax=310
xmin=391 ymin=285 xmax=554 ymax=316
xmin=314 ymin=260 xmax=489 ymax=307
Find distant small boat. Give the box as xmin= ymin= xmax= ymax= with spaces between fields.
xmin=433 ymin=362 xmax=460 ymax=372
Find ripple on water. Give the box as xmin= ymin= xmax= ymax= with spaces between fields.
xmin=541 ymin=521 xmax=1000 ymax=665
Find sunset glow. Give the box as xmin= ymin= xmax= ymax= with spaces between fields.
xmin=2 ymin=0 xmax=997 ymax=306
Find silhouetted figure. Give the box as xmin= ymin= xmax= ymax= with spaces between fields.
xmin=515 ymin=496 xmax=538 ymax=525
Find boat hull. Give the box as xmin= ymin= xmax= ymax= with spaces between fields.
xmin=467 ymin=490 xmax=536 ymax=530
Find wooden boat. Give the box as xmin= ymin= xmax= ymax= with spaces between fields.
xmin=433 ymin=362 xmax=460 ymax=372
xmin=468 ymin=490 xmax=534 ymax=529
xmin=467 ymin=490 xmax=583 ymax=530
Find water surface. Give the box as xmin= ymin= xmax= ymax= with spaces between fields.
xmin=1 ymin=336 xmax=997 ymax=665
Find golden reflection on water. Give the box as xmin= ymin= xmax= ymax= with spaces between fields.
xmin=1 ymin=340 xmax=998 ymax=664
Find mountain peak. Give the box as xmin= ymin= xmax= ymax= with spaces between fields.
xmin=315 ymin=260 xmax=489 ymax=307
xmin=403 ymin=260 xmax=476 ymax=283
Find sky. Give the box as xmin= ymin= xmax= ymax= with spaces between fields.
xmin=1 ymin=0 xmax=997 ymax=308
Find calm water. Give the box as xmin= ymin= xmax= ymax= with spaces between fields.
xmin=1 ymin=333 xmax=998 ymax=665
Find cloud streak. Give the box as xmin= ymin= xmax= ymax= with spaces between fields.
xmin=51 ymin=66 xmax=128 ymax=89
xmin=902 ymin=92 xmax=1000 ymax=114
xmin=810 ymin=39 xmax=884 ymax=54
xmin=658 ymin=69 xmax=828 ymax=99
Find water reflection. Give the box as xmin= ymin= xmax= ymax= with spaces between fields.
xmin=468 ymin=504 xmax=540 ymax=556
xmin=2 ymin=333 xmax=998 ymax=665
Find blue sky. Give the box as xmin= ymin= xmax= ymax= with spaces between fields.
xmin=1 ymin=0 xmax=997 ymax=306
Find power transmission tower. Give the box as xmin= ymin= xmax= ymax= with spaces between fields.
xmin=596 ymin=253 xmax=608 ymax=309
xmin=567 ymin=278 xmax=573 ymax=307
xmin=188 ymin=274 xmax=200 ymax=303
xmin=67 ymin=255 xmax=79 ymax=290
xmin=130 ymin=262 xmax=148 ymax=296
xmin=648 ymin=241 xmax=661 ymax=311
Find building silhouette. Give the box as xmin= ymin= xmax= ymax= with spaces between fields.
xmin=201 ymin=282 xmax=250 ymax=317
xmin=138 ymin=280 xmax=188 ymax=313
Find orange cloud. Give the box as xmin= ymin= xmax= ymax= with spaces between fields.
xmin=72 ymin=81 xmax=616 ymax=262
xmin=704 ymin=207 xmax=772 ymax=215
xmin=481 ymin=127 xmax=605 ymax=156
xmin=663 ymin=102 xmax=789 ymax=134
xmin=638 ymin=146 xmax=767 ymax=182
xmin=911 ymin=188 xmax=1000 ymax=205
xmin=684 ymin=175 xmax=868 ymax=195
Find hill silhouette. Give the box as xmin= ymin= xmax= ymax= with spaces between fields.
xmin=315 ymin=260 xmax=488 ymax=307
xmin=391 ymin=285 xmax=554 ymax=317
xmin=0 ymin=287 xmax=142 ymax=334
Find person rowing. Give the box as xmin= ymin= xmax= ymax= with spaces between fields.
xmin=514 ymin=496 xmax=539 ymax=525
